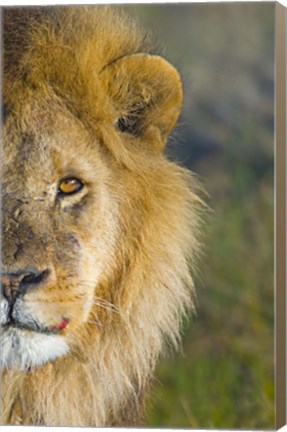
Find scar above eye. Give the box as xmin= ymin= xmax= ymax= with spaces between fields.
xmin=66 ymin=233 xmax=80 ymax=248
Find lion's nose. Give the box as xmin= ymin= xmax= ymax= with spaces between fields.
xmin=1 ymin=269 xmax=49 ymax=303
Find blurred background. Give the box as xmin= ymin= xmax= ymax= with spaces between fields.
xmin=123 ymin=3 xmax=275 ymax=429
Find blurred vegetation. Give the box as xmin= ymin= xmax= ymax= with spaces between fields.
xmin=124 ymin=4 xmax=275 ymax=429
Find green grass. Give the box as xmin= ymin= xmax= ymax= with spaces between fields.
xmin=146 ymin=156 xmax=274 ymax=429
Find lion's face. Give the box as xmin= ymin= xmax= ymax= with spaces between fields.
xmin=1 ymin=17 xmax=184 ymax=371
xmin=1 ymin=98 xmax=119 ymax=370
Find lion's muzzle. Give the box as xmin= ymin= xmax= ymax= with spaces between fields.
xmin=0 ymin=268 xmax=70 ymax=369
xmin=1 ymin=268 xmax=52 ymax=331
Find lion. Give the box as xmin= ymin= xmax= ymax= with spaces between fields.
xmin=1 ymin=6 xmax=203 ymax=426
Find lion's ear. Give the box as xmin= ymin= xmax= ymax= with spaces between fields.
xmin=101 ymin=54 xmax=183 ymax=148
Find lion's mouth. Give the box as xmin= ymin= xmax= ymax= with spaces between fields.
xmin=4 ymin=319 xmax=55 ymax=334
xmin=3 ymin=315 xmax=69 ymax=335
xmin=1 ymin=296 xmax=70 ymax=335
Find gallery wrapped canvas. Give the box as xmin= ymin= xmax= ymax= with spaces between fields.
xmin=1 ymin=2 xmax=286 ymax=429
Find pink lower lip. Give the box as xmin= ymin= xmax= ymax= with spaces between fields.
xmin=51 ymin=318 xmax=69 ymax=331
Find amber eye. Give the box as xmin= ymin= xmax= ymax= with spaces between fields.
xmin=58 ymin=177 xmax=84 ymax=196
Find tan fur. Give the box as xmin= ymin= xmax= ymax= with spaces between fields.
xmin=1 ymin=6 xmax=203 ymax=426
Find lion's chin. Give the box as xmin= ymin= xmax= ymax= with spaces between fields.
xmin=0 ymin=327 xmax=69 ymax=371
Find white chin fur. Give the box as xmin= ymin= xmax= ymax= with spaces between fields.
xmin=0 ymin=327 xmax=69 ymax=370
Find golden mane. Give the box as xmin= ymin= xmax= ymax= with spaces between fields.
xmin=2 ymin=6 xmax=203 ymax=426
xmin=4 ymin=6 xmax=149 ymax=121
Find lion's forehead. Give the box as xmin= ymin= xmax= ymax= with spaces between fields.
xmin=4 ymin=134 xmax=52 ymax=176
xmin=3 ymin=108 xmax=56 ymax=171
xmin=2 ymin=109 xmax=99 ymax=195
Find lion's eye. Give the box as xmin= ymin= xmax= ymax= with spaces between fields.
xmin=58 ymin=178 xmax=84 ymax=196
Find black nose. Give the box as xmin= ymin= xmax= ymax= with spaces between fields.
xmin=1 ymin=269 xmax=49 ymax=303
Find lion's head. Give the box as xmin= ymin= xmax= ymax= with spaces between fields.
xmin=1 ymin=6 xmax=202 ymax=426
